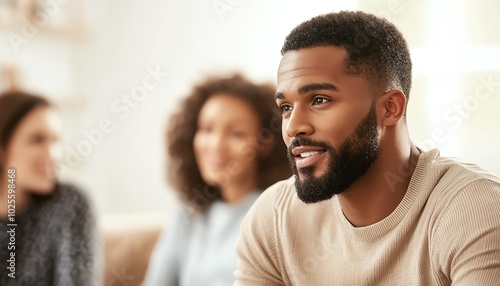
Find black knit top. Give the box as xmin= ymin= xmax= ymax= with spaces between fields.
xmin=0 ymin=183 xmax=100 ymax=285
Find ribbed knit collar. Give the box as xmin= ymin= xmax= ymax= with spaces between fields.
xmin=333 ymin=149 xmax=441 ymax=242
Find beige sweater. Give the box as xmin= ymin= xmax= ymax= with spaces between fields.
xmin=234 ymin=149 xmax=500 ymax=285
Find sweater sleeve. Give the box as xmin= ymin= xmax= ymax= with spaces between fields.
xmin=234 ymin=183 xmax=286 ymax=286
xmin=53 ymin=187 xmax=101 ymax=286
xmin=142 ymin=209 xmax=187 ymax=286
xmin=431 ymin=179 xmax=500 ymax=285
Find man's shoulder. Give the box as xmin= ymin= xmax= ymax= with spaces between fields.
xmin=260 ymin=176 xmax=296 ymax=204
xmin=424 ymin=151 xmax=500 ymax=218
xmin=241 ymin=177 xmax=296 ymax=225
xmin=423 ymin=152 xmax=500 ymax=282
xmin=252 ymin=176 xmax=308 ymax=216
xmin=433 ymin=154 xmax=500 ymax=184
xmin=429 ymin=152 xmax=500 ymax=197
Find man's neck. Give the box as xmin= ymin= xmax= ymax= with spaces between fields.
xmin=337 ymin=143 xmax=421 ymax=227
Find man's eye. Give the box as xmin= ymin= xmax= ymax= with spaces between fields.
xmin=312 ymin=97 xmax=328 ymax=105
xmin=280 ymin=104 xmax=292 ymax=114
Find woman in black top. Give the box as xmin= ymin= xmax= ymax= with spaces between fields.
xmin=0 ymin=90 xmax=100 ymax=286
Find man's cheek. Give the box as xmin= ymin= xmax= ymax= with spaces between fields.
xmin=282 ymin=129 xmax=290 ymax=146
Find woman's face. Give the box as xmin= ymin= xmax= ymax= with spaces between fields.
xmin=4 ymin=106 xmax=62 ymax=194
xmin=194 ymin=94 xmax=261 ymax=188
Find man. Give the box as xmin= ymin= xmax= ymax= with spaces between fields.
xmin=234 ymin=11 xmax=500 ymax=285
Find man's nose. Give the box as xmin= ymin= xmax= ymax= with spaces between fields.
xmin=285 ymin=107 xmax=314 ymax=138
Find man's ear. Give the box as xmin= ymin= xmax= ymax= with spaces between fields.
xmin=377 ymin=89 xmax=407 ymax=126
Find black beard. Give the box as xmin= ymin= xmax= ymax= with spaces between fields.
xmin=287 ymin=105 xmax=379 ymax=204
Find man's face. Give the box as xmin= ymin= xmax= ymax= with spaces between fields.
xmin=276 ymin=46 xmax=380 ymax=203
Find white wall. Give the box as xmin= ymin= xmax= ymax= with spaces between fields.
xmin=0 ymin=0 xmax=499 ymax=218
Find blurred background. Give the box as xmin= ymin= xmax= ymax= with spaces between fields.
xmin=1 ymin=0 xmax=499 ymax=217
xmin=1 ymin=0 xmax=499 ymax=283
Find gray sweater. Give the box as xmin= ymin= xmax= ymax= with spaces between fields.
xmin=143 ymin=191 xmax=260 ymax=286
xmin=0 ymin=183 xmax=100 ymax=286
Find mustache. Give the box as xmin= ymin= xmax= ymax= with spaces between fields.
xmin=287 ymin=137 xmax=333 ymax=155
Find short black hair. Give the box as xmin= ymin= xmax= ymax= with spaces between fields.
xmin=281 ymin=11 xmax=412 ymax=101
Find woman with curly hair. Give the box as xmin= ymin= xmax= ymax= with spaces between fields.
xmin=143 ymin=74 xmax=291 ymax=285
xmin=0 ymin=90 xmax=100 ymax=285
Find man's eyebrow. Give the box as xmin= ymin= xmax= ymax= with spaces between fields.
xmin=274 ymin=83 xmax=338 ymax=101
xmin=299 ymin=83 xmax=339 ymax=94
xmin=274 ymin=92 xmax=285 ymax=100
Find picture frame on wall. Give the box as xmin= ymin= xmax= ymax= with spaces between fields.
xmin=0 ymin=0 xmax=81 ymax=33
xmin=0 ymin=0 xmax=15 ymax=26
xmin=0 ymin=65 xmax=18 ymax=93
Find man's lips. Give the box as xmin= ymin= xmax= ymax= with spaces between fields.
xmin=291 ymin=146 xmax=327 ymax=169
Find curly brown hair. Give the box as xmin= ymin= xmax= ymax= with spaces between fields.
xmin=166 ymin=74 xmax=291 ymax=213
